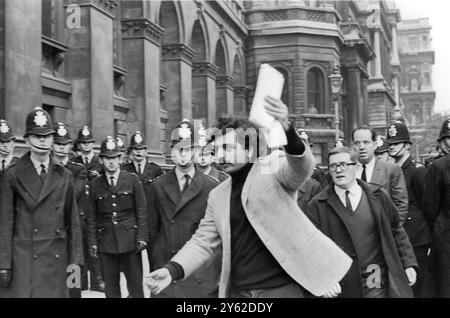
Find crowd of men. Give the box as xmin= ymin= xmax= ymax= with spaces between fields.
xmin=1 ymin=99 xmax=450 ymax=298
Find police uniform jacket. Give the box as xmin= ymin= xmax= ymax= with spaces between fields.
xmin=72 ymin=154 xmax=103 ymax=181
xmin=401 ymin=156 xmax=431 ymax=247
xmin=86 ymin=170 xmax=148 ymax=254
xmin=0 ymin=153 xmax=83 ymax=298
xmin=65 ymin=160 xmax=88 ymax=204
xmin=122 ymin=161 xmax=163 ymax=193
xmin=148 ymin=168 xmax=220 ymax=297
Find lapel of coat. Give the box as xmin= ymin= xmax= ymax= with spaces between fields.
xmin=36 ymin=158 xmax=65 ymax=205
xmin=100 ymin=174 xmax=115 ymax=194
xmin=162 ymin=169 xmax=181 ymax=207
xmin=370 ymin=159 xmax=383 ymax=184
xmin=115 ymin=170 xmax=127 ymax=192
xmin=174 ymin=170 xmax=203 ymax=215
xmin=16 ymin=153 xmax=42 ymax=202
xmin=358 ymin=180 xmax=383 ymax=231
xmin=323 ymin=186 xmax=354 ymax=236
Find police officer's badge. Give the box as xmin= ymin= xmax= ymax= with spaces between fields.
xmin=34 ymin=111 xmax=47 ymax=127
xmin=116 ymin=138 xmax=124 ymax=147
xmin=82 ymin=126 xmax=90 ymax=137
xmin=388 ymin=125 xmax=397 ymax=137
xmin=57 ymin=126 xmax=67 ymax=136
xmin=198 ymin=125 xmax=207 ymax=147
xmin=179 ymin=123 xmax=192 ymax=139
xmin=299 ymin=131 xmax=309 ymax=140
xmin=106 ymin=137 xmax=116 ymax=150
xmin=134 ymin=133 xmax=143 ymax=144
xmin=376 ymin=135 xmax=384 ymax=147
xmin=0 ymin=122 xmax=9 ymax=134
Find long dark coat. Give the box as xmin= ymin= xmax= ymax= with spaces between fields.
xmin=122 ymin=160 xmax=163 ymax=195
xmin=0 ymin=153 xmax=83 ymax=298
xmin=148 ymin=169 xmax=220 ymax=298
xmin=401 ymin=156 xmax=431 ymax=247
xmin=307 ymin=180 xmax=417 ymax=298
xmin=423 ymin=154 xmax=450 ymax=297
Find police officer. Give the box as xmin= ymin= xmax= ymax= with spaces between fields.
xmin=387 ymin=121 xmax=431 ymax=297
xmin=122 ymin=131 xmax=163 ymax=191
xmin=116 ymin=136 xmax=127 ymax=164
xmin=0 ymin=119 xmax=19 ymax=175
xmin=425 ymin=119 xmax=450 ymax=168
xmin=52 ymin=122 xmax=89 ymax=298
xmin=423 ymin=118 xmax=450 ymax=297
xmin=86 ymin=136 xmax=148 ymax=298
xmin=71 ymin=126 xmax=105 ymax=292
xmin=0 ymin=107 xmax=83 ymax=298
xmin=147 ymin=119 xmax=220 ymax=298
xmin=374 ymin=135 xmax=392 ymax=163
xmin=195 ymin=124 xmax=228 ymax=182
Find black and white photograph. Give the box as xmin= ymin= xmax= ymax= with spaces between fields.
xmin=0 ymin=0 xmax=449 ymax=302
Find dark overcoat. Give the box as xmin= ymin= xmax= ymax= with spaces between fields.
xmin=307 ymin=181 xmax=417 ymax=298
xmin=0 ymin=153 xmax=83 ymax=298
xmin=122 ymin=160 xmax=163 ymax=194
xmin=148 ymin=169 xmax=220 ymax=297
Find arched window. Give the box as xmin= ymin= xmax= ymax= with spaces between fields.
xmin=307 ymin=68 xmax=325 ymax=113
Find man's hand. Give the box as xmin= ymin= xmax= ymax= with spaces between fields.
xmin=322 ymin=283 xmax=341 ymax=298
xmin=145 ymin=268 xmax=173 ymax=296
xmin=135 ymin=241 xmax=147 ymax=254
xmin=88 ymin=170 xmax=100 ymax=179
xmin=0 ymin=269 xmax=11 ymax=288
xmin=263 ymin=96 xmax=290 ymax=131
xmin=89 ymin=245 xmax=98 ymax=258
xmin=405 ymin=267 xmax=417 ymax=286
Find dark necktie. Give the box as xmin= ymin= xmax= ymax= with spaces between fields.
xmin=138 ymin=163 xmax=142 ymax=175
xmin=110 ymin=176 xmax=116 ymax=190
xmin=182 ymin=174 xmax=190 ymax=193
xmin=361 ymin=164 xmax=367 ymax=182
xmin=40 ymin=164 xmax=47 ymax=183
xmin=84 ymin=157 xmax=89 ymax=165
xmin=345 ymin=190 xmax=353 ymax=213
xmin=1 ymin=159 xmax=5 ymax=171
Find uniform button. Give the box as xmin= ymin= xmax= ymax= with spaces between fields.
xmin=34 ymin=229 xmax=38 ymax=234
xmin=407 ymin=217 xmax=412 ymax=221
xmin=112 ymin=195 xmax=116 ymax=199
xmin=33 ymin=255 xmax=38 ymax=259
xmin=79 ymin=212 xmax=85 ymax=216
xmin=55 ymin=254 xmax=60 ymax=259
xmin=112 ymin=203 xmax=117 ymax=207
xmin=197 ymin=280 xmax=202 ymax=284
xmin=170 ymin=220 xmax=175 ymax=224
xmin=56 ymin=229 xmax=61 ymax=234
xmin=113 ymin=212 xmax=117 ymax=216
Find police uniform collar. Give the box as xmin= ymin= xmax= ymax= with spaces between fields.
xmin=175 ymin=166 xmax=195 ymax=183
xmin=82 ymin=151 xmax=95 ymax=163
xmin=29 ymin=153 xmax=50 ymax=173
xmin=105 ymin=169 xmax=121 ymax=185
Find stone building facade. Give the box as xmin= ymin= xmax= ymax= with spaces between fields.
xmin=398 ymin=17 xmax=435 ymax=157
xmin=0 ymin=0 xmax=403 ymax=165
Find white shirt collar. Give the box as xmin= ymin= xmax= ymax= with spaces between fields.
xmin=357 ymin=156 xmax=376 ymax=182
xmin=334 ymin=182 xmax=363 ymax=211
xmin=0 ymin=155 xmax=13 ymax=170
xmin=60 ymin=157 xmax=69 ymax=166
xmin=175 ymin=166 xmax=195 ymax=190
xmin=30 ymin=155 xmax=50 ymax=175
xmin=133 ymin=160 xmax=146 ymax=172
xmin=105 ymin=169 xmax=121 ymax=186
xmin=82 ymin=151 xmax=95 ymax=164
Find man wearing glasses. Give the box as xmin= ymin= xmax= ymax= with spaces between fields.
xmin=307 ymin=146 xmax=417 ymax=298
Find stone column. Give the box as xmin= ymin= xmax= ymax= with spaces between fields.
xmin=161 ymin=44 xmax=196 ymax=135
xmin=216 ymin=76 xmax=235 ymax=119
xmin=122 ymin=18 xmax=164 ymax=154
xmin=346 ymin=66 xmax=362 ymax=136
xmin=63 ymin=0 xmax=117 ymax=141
xmin=361 ymin=75 xmax=369 ymax=125
xmin=373 ymin=29 xmax=382 ymax=78
xmin=233 ymin=86 xmax=249 ymax=116
xmin=0 ymin=0 xmax=42 ymax=136
xmin=192 ymin=62 xmax=219 ymax=126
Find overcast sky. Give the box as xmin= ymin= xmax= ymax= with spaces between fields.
xmin=395 ymin=0 xmax=450 ymax=114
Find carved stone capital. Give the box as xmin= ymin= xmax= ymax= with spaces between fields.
xmin=216 ymin=75 xmax=235 ymax=89
xmin=234 ymin=85 xmax=249 ymax=98
xmin=192 ymin=62 xmax=219 ymax=78
xmin=162 ymin=44 xmax=196 ymax=64
xmin=122 ymin=18 xmax=164 ymax=45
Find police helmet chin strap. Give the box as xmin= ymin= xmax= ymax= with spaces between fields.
xmin=29 ymin=140 xmax=52 ymax=151
xmin=390 ymin=143 xmax=405 ymax=160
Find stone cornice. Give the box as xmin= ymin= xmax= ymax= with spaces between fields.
xmin=122 ymin=18 xmax=164 ymax=46
xmin=216 ymin=75 xmax=236 ymax=89
xmin=234 ymin=85 xmax=249 ymax=97
xmin=162 ymin=44 xmax=196 ymax=64
xmin=66 ymin=0 xmax=118 ymax=18
xmin=192 ymin=62 xmax=219 ymax=78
